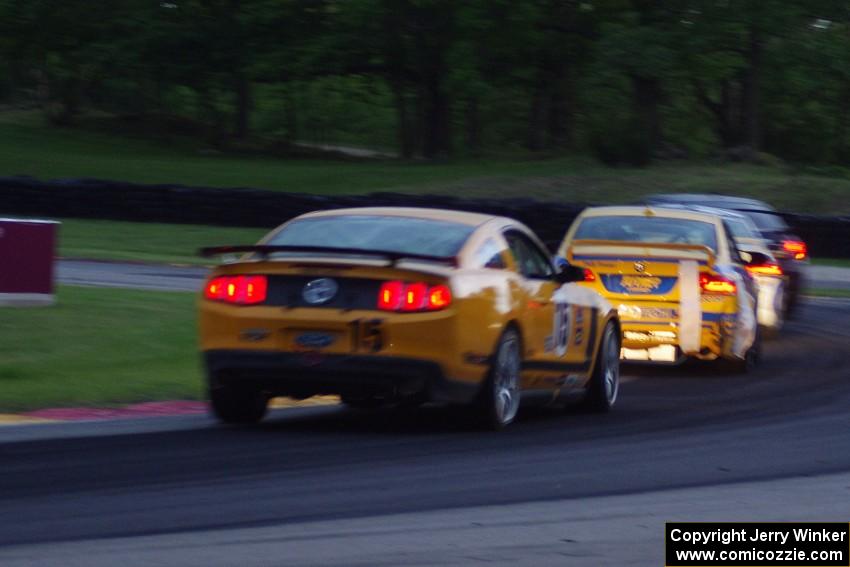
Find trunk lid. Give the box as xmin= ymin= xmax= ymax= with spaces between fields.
xmin=567 ymin=240 xmax=715 ymax=301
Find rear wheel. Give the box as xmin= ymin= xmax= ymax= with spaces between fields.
xmin=476 ymin=328 xmax=522 ymax=430
xmin=785 ymin=273 xmax=801 ymax=319
xmin=209 ymin=380 xmax=268 ymax=424
xmin=581 ymin=321 xmax=620 ymax=412
xmin=761 ymin=322 xmax=781 ymax=340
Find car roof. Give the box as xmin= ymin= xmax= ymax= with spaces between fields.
xmin=644 ymin=193 xmax=775 ymax=211
xmin=648 ymin=203 xmax=753 ymax=222
xmin=296 ymin=207 xmax=501 ymax=227
xmin=578 ymin=205 xmax=721 ymax=224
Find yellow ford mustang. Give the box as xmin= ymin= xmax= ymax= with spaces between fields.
xmin=557 ymin=206 xmax=761 ymax=372
xmin=199 ymin=207 xmax=620 ymax=429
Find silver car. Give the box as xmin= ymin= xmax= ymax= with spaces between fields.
xmin=652 ymin=204 xmax=788 ymax=334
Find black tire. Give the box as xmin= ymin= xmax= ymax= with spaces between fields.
xmin=340 ymin=395 xmax=385 ymax=409
xmin=475 ymin=328 xmax=522 ymax=430
xmin=785 ymin=297 xmax=798 ymax=319
xmin=723 ymin=327 xmax=761 ymax=374
xmin=209 ymin=381 xmax=268 ymax=424
xmin=397 ymin=392 xmax=428 ymax=409
xmin=761 ymin=323 xmax=780 ymax=341
xmin=784 ymin=273 xmax=801 ymax=320
xmin=581 ymin=321 xmax=620 ymax=413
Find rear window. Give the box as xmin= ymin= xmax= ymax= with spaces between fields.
xmin=738 ymin=211 xmax=789 ymax=231
xmin=266 ymin=215 xmax=474 ymax=257
xmin=725 ymin=218 xmax=760 ymax=239
xmin=574 ymin=216 xmax=718 ymax=251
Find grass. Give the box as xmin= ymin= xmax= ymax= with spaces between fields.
xmin=57 ymin=218 xmax=266 ymax=265
xmin=0 ymin=111 xmax=590 ymax=194
xmin=0 ymin=286 xmax=199 ymax=411
xmin=811 ymin=258 xmax=850 ymax=269
xmin=803 ymin=288 xmax=850 ymax=298
xmin=2 ymin=111 xmax=850 ymax=214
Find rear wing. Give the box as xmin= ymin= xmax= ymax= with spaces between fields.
xmin=199 ymin=245 xmax=458 ymax=268
xmin=566 ymin=239 xmax=716 ymax=268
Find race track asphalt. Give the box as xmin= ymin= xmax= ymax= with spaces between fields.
xmin=1 ymin=297 xmax=849 ymax=565
xmin=56 ymin=260 xmax=208 ymax=292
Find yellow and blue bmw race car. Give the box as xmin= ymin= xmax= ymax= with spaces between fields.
xmin=557 ymin=206 xmax=761 ymax=372
xmin=199 ymin=207 xmax=620 ymax=429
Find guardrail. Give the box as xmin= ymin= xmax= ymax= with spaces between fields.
xmin=1 ymin=176 xmax=847 ymax=257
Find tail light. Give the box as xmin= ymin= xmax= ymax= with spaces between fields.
xmin=428 ymin=285 xmax=452 ymax=309
xmin=746 ymin=262 xmax=783 ymax=277
xmin=204 ymin=275 xmax=268 ymax=305
xmin=781 ymin=240 xmax=807 ymax=260
xmin=378 ymin=281 xmax=452 ymax=312
xmin=583 ymin=268 xmax=596 ymax=282
xmin=699 ymin=273 xmax=736 ymax=295
xmin=377 ymin=280 xmax=404 ymax=310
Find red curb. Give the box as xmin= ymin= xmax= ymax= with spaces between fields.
xmin=23 ymin=400 xmax=208 ymax=421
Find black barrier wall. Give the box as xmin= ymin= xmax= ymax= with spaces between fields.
xmin=1 ymin=176 xmax=848 ymax=257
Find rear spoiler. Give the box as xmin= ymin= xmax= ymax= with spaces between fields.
xmin=567 ymin=239 xmax=716 ymax=267
xmin=199 ymin=245 xmax=458 ymax=267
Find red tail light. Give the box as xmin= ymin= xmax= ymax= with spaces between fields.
xmin=204 ymin=275 xmax=267 ymax=305
xmin=782 ymin=240 xmax=807 ymax=260
xmin=378 ymin=281 xmax=404 ymax=311
xmin=746 ymin=263 xmax=783 ymax=277
xmin=378 ymin=281 xmax=452 ymax=312
xmin=699 ymin=273 xmax=737 ymax=295
xmin=583 ymin=268 xmax=596 ymax=282
xmin=428 ymin=285 xmax=452 ymax=309
xmin=402 ymin=282 xmax=428 ymax=311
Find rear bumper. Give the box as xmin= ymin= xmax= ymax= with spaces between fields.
xmin=620 ymin=318 xmax=729 ymax=361
xmin=621 ymin=344 xmax=685 ymax=364
xmin=203 ymin=349 xmax=479 ymax=404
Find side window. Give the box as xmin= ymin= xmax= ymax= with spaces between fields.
xmin=504 ymin=231 xmax=554 ymax=279
xmin=721 ymin=222 xmax=744 ymax=264
xmin=475 ymin=238 xmax=506 ymax=269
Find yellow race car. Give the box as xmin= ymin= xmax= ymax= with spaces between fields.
xmin=199 ymin=207 xmax=620 ymax=429
xmin=557 ymin=206 xmax=761 ymax=372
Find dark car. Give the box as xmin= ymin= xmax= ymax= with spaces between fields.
xmin=641 ymin=194 xmax=807 ymax=316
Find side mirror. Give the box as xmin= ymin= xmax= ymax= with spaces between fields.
xmin=741 ymin=251 xmax=771 ymax=266
xmin=555 ymin=263 xmax=586 ymax=284
xmin=553 ymin=255 xmax=586 ymax=284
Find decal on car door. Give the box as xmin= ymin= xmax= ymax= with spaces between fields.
xmin=552 ymin=301 xmax=571 ymax=357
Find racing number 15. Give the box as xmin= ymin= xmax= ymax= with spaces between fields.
xmin=553 ymin=302 xmax=570 ymax=357
xmin=349 ymin=319 xmax=383 ymax=352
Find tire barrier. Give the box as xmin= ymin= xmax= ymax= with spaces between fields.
xmin=1 ymin=176 xmax=847 ymax=257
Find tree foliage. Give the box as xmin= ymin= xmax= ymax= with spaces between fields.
xmin=0 ymin=0 xmax=845 ymax=163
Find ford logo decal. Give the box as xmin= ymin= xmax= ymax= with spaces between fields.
xmin=295 ymin=332 xmax=335 ymax=348
xmin=302 ymin=278 xmax=339 ymax=305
